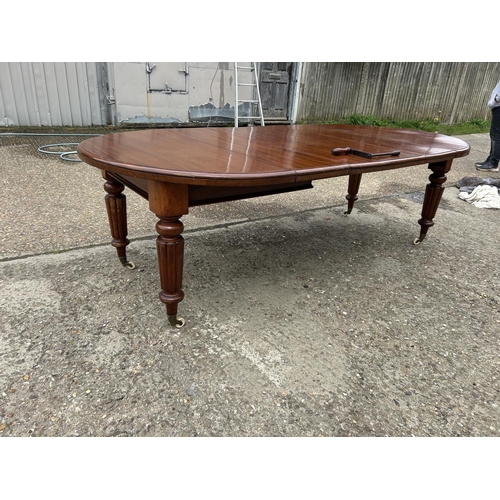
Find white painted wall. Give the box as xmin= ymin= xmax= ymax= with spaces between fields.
xmin=108 ymin=62 xmax=252 ymax=125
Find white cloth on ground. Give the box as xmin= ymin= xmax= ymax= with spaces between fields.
xmin=458 ymin=185 xmax=500 ymax=209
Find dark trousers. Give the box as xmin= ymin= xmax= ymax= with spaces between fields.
xmin=491 ymin=106 xmax=500 ymax=141
xmin=489 ymin=107 xmax=500 ymax=166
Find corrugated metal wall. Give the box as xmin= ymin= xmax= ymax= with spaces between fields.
xmin=296 ymin=62 xmax=500 ymax=124
xmin=0 ymin=62 xmax=107 ymax=127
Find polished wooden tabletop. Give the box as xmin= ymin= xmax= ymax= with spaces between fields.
xmin=77 ymin=124 xmax=470 ymax=186
xmin=77 ymin=124 xmax=470 ymax=326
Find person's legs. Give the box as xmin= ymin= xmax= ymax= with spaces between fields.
xmin=490 ymin=107 xmax=500 ymax=166
xmin=476 ymin=107 xmax=500 ymax=172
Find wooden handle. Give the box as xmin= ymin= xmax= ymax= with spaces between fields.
xmin=332 ymin=147 xmax=351 ymax=155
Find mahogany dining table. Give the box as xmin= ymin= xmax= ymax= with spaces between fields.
xmin=77 ymin=124 xmax=470 ymax=326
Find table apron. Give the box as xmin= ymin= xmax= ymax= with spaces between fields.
xmin=106 ymin=171 xmax=314 ymax=208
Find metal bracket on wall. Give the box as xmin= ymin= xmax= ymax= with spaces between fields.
xmin=146 ymin=62 xmax=189 ymax=95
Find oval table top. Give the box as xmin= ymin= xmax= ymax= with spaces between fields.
xmin=77 ymin=124 xmax=470 ymax=186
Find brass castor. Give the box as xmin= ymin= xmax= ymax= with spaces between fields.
xmin=119 ymin=256 xmax=136 ymax=269
xmin=168 ymin=315 xmax=185 ymax=328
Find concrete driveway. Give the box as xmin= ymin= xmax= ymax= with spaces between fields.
xmin=0 ymin=128 xmax=499 ymax=437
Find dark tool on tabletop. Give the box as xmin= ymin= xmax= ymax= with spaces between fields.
xmin=332 ymin=147 xmax=401 ymax=159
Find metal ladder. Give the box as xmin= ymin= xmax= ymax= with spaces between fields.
xmin=234 ymin=62 xmax=265 ymax=127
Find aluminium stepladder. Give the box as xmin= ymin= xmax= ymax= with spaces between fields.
xmin=234 ymin=62 xmax=265 ymax=127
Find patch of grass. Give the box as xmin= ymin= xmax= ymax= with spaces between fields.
xmin=302 ymin=114 xmax=490 ymax=136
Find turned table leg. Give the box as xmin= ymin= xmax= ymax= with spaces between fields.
xmin=148 ymin=180 xmax=189 ymax=327
xmin=156 ymin=216 xmax=186 ymax=327
xmin=414 ymin=160 xmax=452 ymax=245
xmin=103 ymin=171 xmax=135 ymax=269
xmin=344 ymin=173 xmax=362 ymax=215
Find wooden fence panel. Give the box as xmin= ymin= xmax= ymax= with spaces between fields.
xmin=297 ymin=62 xmax=500 ymax=124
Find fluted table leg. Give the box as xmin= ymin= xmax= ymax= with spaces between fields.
xmin=103 ymin=171 xmax=134 ymax=268
xmin=414 ymin=160 xmax=452 ymax=244
xmin=156 ymin=216 xmax=186 ymax=327
xmin=148 ymin=180 xmax=189 ymax=327
xmin=344 ymin=173 xmax=362 ymax=215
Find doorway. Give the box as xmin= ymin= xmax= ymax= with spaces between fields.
xmin=258 ymin=62 xmax=294 ymax=122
